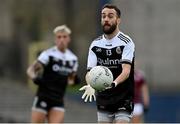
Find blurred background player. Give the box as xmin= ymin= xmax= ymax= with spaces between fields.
xmin=26 ymin=25 xmax=78 ymax=123
xmin=132 ymin=69 xmax=150 ymax=123
xmin=80 ymin=4 xmax=135 ymax=123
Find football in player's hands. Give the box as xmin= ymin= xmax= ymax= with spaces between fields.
xmin=88 ymin=66 xmax=113 ymax=91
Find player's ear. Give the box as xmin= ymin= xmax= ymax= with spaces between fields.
xmin=117 ymin=17 xmax=121 ymax=25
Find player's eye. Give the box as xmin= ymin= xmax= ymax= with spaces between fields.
xmin=57 ymin=35 xmax=68 ymax=39
xmin=108 ymin=14 xmax=114 ymax=18
xmin=101 ymin=14 xmax=114 ymax=19
xmin=57 ymin=36 xmax=61 ymax=39
xmin=63 ymin=36 xmax=67 ymax=38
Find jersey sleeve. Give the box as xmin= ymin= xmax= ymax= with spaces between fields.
xmin=121 ymin=40 xmax=135 ymax=64
xmin=72 ymin=59 xmax=78 ymax=72
xmin=87 ymin=42 xmax=97 ymax=71
xmin=37 ymin=51 xmax=49 ymax=65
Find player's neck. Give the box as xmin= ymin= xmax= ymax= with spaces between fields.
xmin=104 ymin=28 xmax=119 ymax=40
xmin=57 ymin=47 xmax=66 ymax=53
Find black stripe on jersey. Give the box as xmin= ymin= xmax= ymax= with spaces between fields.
xmin=94 ymin=35 xmax=103 ymax=41
xmin=119 ymin=34 xmax=131 ymax=42
xmin=105 ymin=44 xmax=112 ymax=47
xmin=87 ymin=67 xmax=92 ymax=72
xmin=118 ymin=34 xmax=131 ymax=44
xmin=121 ymin=59 xmax=132 ymax=65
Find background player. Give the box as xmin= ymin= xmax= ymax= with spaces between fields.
xmin=27 ymin=25 xmax=78 ymax=123
xmin=132 ymin=69 xmax=150 ymax=123
xmin=80 ymin=4 xmax=135 ymax=123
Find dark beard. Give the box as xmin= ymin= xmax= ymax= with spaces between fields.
xmin=103 ymin=23 xmax=117 ymax=34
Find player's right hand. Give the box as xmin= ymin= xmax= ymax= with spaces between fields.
xmin=32 ymin=77 xmax=43 ymax=85
xmin=79 ymin=84 xmax=96 ymax=102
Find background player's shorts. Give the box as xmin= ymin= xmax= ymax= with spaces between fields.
xmin=133 ymin=103 xmax=143 ymax=116
xmin=32 ymin=96 xmax=65 ymax=114
xmin=97 ymin=110 xmax=132 ymax=123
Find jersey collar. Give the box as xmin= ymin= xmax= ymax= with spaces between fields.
xmin=103 ymin=31 xmax=121 ymax=42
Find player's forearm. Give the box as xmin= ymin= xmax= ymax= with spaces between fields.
xmin=68 ymin=72 xmax=76 ymax=85
xmin=85 ymin=72 xmax=90 ymax=84
xmin=142 ymin=84 xmax=150 ymax=106
xmin=27 ymin=61 xmax=44 ymax=79
xmin=27 ymin=66 xmax=36 ymax=79
xmin=114 ymin=70 xmax=130 ymax=85
xmin=143 ymin=95 xmax=149 ymax=107
xmin=114 ymin=64 xmax=131 ymax=85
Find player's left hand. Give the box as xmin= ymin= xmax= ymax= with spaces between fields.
xmin=105 ymin=81 xmax=117 ymax=90
xmin=79 ymin=84 xmax=96 ymax=102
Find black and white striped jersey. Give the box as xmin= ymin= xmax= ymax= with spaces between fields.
xmin=87 ymin=31 xmax=135 ymax=106
xmin=36 ymin=46 xmax=78 ymax=101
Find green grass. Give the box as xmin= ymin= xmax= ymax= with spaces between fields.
xmin=66 ymin=84 xmax=83 ymax=94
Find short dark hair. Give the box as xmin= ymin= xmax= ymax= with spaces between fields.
xmin=102 ymin=4 xmax=121 ymax=18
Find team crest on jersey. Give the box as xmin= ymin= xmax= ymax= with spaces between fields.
xmin=52 ymin=64 xmax=60 ymax=72
xmin=116 ymin=47 xmax=121 ymax=54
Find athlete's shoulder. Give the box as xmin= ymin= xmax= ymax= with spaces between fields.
xmin=90 ymin=35 xmax=104 ymax=47
xmin=117 ymin=32 xmax=134 ymax=44
xmin=66 ymin=49 xmax=78 ymax=60
xmin=38 ymin=46 xmax=56 ymax=57
xmin=94 ymin=35 xmax=103 ymax=41
xmin=44 ymin=46 xmax=57 ymax=53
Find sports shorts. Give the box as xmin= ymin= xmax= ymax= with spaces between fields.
xmin=32 ymin=96 xmax=65 ymax=114
xmin=97 ymin=110 xmax=132 ymax=123
xmin=97 ymin=100 xmax=133 ymax=122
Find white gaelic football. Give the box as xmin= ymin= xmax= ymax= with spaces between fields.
xmin=88 ymin=66 xmax=113 ymax=91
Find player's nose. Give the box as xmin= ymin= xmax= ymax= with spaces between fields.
xmin=104 ymin=20 xmax=110 ymax=25
xmin=104 ymin=16 xmax=109 ymax=22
